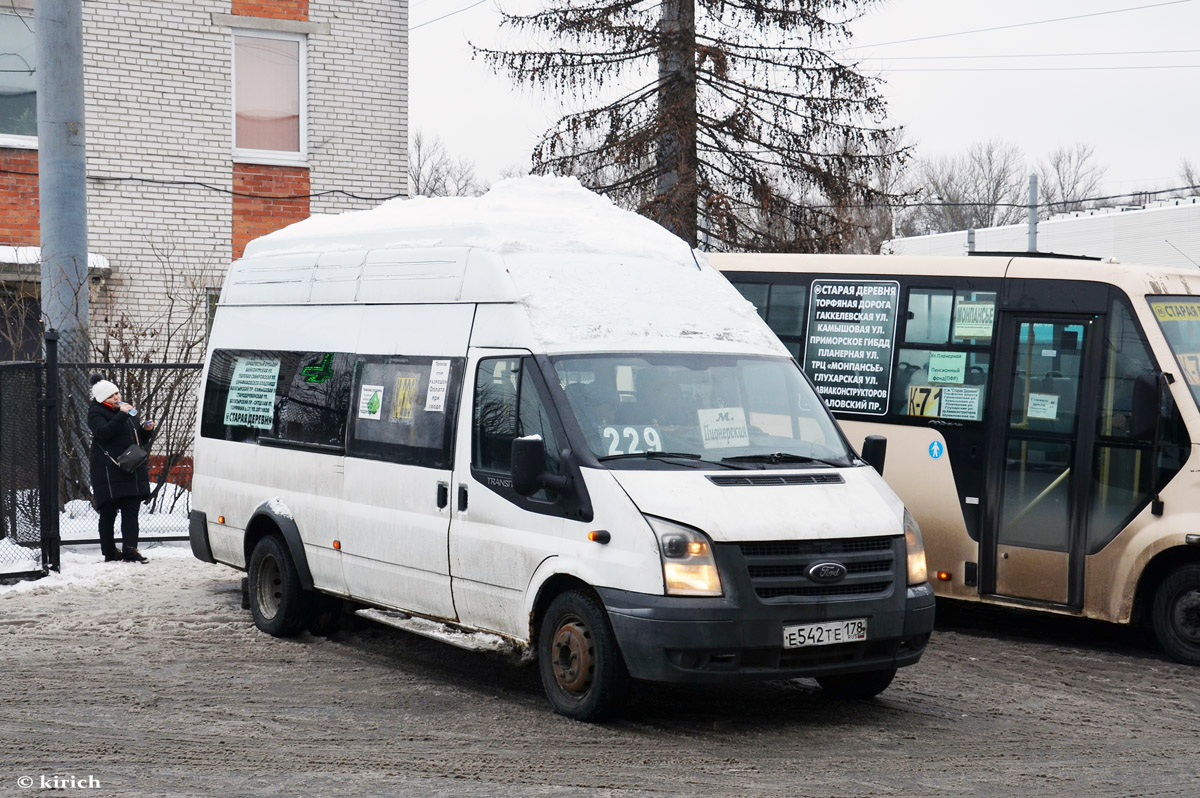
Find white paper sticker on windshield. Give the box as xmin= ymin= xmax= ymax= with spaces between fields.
xmin=927 ymin=351 xmax=967 ymax=385
xmin=358 ymin=384 xmax=384 ymax=420
xmin=425 ymin=359 xmax=451 ymax=412
xmin=224 ymin=357 xmax=280 ymax=429
xmin=698 ymin=407 xmax=750 ymax=449
xmin=1027 ymin=393 xmax=1059 ymax=420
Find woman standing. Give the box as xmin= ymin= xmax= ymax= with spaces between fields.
xmin=88 ymin=376 xmax=156 ymax=563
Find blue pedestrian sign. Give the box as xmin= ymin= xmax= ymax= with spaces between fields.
xmin=928 ymin=441 xmax=944 ymax=460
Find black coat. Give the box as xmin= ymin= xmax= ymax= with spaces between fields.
xmin=88 ymin=401 xmax=156 ymax=505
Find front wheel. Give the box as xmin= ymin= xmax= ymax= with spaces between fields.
xmin=538 ymin=590 xmax=630 ymax=722
xmin=248 ymin=535 xmax=312 ymax=637
xmin=1152 ymin=563 xmax=1200 ymax=665
xmin=816 ymin=667 xmax=897 ymax=699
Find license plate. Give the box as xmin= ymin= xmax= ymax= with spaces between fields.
xmin=782 ymin=618 xmax=868 ymax=648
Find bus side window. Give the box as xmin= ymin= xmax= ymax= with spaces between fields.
xmin=904 ymin=289 xmax=954 ymax=344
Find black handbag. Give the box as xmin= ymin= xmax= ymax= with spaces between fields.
xmin=111 ymin=443 xmax=149 ymax=473
xmin=99 ymin=416 xmax=150 ymax=473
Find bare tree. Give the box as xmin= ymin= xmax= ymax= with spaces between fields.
xmin=1038 ymin=143 xmax=1106 ymax=216
xmin=1179 ymin=159 xmax=1199 ymax=196
xmin=475 ymin=0 xmax=905 ymax=252
xmin=408 ymin=129 xmax=484 ymax=198
xmin=904 ymin=139 xmax=1027 ymax=235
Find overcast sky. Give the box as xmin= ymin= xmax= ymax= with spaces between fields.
xmin=408 ymin=0 xmax=1200 ymax=199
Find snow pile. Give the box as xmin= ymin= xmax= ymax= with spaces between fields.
xmin=242 ymin=176 xmax=785 ymax=355
xmin=0 ymin=535 xmax=39 ymax=573
xmin=0 ymin=543 xmax=193 ymax=596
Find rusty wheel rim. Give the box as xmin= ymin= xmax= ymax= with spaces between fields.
xmin=551 ymin=619 xmax=593 ymax=695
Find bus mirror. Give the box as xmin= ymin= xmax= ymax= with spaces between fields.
xmin=862 ymin=435 xmax=887 ymax=475
xmin=1131 ymin=373 xmax=1160 ymax=441
xmin=511 ymin=436 xmax=570 ymax=497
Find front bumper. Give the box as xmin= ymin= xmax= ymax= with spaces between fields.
xmin=598 ymin=536 xmax=936 ymax=684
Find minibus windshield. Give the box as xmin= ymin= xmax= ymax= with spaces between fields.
xmin=1149 ymin=297 xmax=1200 ymax=407
xmin=552 ymin=353 xmax=854 ymax=467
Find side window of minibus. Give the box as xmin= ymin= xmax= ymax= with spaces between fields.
xmin=276 ymin=352 xmax=355 ymax=447
xmin=346 ymin=358 xmax=463 ymax=470
xmin=473 ymin=358 xmax=562 ymax=498
xmin=895 ymin=289 xmax=995 ymax=422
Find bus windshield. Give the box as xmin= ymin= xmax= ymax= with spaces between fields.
xmin=551 ymin=353 xmax=854 ymax=467
xmin=1148 ymin=297 xmax=1200 ymax=406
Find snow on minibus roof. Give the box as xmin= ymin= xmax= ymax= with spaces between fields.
xmin=236 ymin=176 xmax=786 ymax=355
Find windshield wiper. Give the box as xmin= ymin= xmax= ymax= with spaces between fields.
xmin=598 ymin=451 xmax=754 ymax=469
xmin=721 ymin=452 xmax=845 ymax=467
xmin=598 ymin=451 xmax=703 ymax=462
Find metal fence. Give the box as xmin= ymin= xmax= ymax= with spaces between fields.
xmin=0 ymin=351 xmax=201 ymax=580
xmin=0 ymin=362 xmax=46 ymax=578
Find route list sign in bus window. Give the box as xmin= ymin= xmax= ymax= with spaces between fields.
xmin=804 ymin=280 xmax=900 ymax=415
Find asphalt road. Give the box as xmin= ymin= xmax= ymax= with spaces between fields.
xmin=2 ymin=550 xmax=1196 ymax=797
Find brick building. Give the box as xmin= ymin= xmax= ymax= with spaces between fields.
xmin=0 ymin=1 xmax=407 ymax=360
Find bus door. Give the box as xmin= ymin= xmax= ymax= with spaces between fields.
xmin=983 ymin=314 xmax=1102 ymax=607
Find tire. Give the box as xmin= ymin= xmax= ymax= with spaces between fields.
xmin=1151 ymin=563 xmax=1200 ymax=665
xmin=248 ymin=535 xmax=312 ymax=637
xmin=538 ymin=590 xmax=630 ymax=722
xmin=816 ymin=667 xmax=897 ymax=700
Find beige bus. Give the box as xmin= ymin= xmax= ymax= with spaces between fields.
xmin=712 ymin=252 xmax=1200 ymax=664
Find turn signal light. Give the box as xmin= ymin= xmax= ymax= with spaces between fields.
xmin=333 ymin=540 xmax=341 ymax=550
xmin=936 ymin=571 xmax=952 ymax=581
xmin=217 ymin=515 xmax=225 ymax=524
xmin=587 ymin=530 xmax=611 ymax=544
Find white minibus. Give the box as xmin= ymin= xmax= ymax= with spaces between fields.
xmin=714 ymin=252 xmax=1200 ymax=665
xmin=190 ymin=179 xmax=934 ymax=720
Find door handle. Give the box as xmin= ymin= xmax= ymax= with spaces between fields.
xmin=457 ymin=485 xmax=468 ymax=512
xmin=436 ymin=481 xmax=449 ymax=509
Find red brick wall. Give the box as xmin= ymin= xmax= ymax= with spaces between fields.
xmin=0 ymin=149 xmax=40 ymax=245
xmin=232 ymin=164 xmax=310 ymax=260
xmin=231 ymin=1 xmax=307 ymax=21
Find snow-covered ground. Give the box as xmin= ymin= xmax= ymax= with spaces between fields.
xmin=0 ymin=542 xmax=194 ymax=595
xmin=0 ymin=485 xmax=190 ymax=578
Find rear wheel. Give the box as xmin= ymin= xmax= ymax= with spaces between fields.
xmin=538 ymin=590 xmax=630 ymax=722
xmin=1152 ymin=563 xmax=1200 ymax=665
xmin=248 ymin=535 xmax=312 ymax=637
xmin=816 ymin=667 xmax=897 ymax=699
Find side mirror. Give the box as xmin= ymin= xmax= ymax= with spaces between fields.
xmin=1131 ymin=373 xmax=1160 ymax=441
xmin=511 ymin=435 xmax=570 ymax=497
xmin=861 ymin=435 xmax=887 ymax=475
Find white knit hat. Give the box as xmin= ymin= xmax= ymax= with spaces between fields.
xmin=91 ymin=379 xmax=119 ymax=403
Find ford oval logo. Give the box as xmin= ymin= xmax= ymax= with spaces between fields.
xmin=807 ymin=561 xmax=848 ymax=584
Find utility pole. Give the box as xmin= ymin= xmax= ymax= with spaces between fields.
xmin=37 ymin=0 xmax=90 ymax=362
xmin=1026 ymin=174 xmax=1038 ymax=254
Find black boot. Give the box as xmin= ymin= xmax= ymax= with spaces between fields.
xmin=121 ymin=548 xmax=149 ymax=563
xmin=103 ymin=551 xmax=123 ymax=562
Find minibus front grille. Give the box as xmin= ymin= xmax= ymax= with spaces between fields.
xmin=755 ymin=582 xmax=890 ymax=599
xmin=735 ymin=536 xmax=899 ymax=603
xmin=707 ymin=473 xmax=845 ymax=487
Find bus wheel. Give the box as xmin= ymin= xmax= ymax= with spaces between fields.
xmin=1152 ymin=564 xmax=1200 ymax=665
xmin=816 ymin=668 xmax=897 ymax=699
xmin=248 ymin=535 xmax=311 ymax=637
xmin=538 ymin=590 xmax=629 ymax=722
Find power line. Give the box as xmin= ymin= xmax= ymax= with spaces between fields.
xmin=410 ymin=0 xmax=489 ymax=31
xmin=849 ymin=0 xmax=1193 ymax=51
xmin=875 ymin=64 xmax=1200 ymax=73
xmin=861 ymin=48 xmax=1200 ymax=61
xmin=1 ymin=166 xmax=1196 ymax=211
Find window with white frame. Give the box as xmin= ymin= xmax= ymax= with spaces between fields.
xmin=233 ymin=30 xmax=306 ymax=162
xmin=0 ymin=8 xmax=37 ymax=142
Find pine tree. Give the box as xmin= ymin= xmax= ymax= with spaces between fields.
xmin=475 ymin=0 xmax=905 ymax=251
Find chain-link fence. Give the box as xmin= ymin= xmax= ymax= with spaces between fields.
xmin=0 ymin=362 xmax=46 ymax=577
xmin=0 ymin=358 xmax=201 ymax=579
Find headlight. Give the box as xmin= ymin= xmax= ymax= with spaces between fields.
xmin=646 ymin=516 xmax=723 ymax=597
xmin=904 ymin=509 xmax=927 ymax=586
